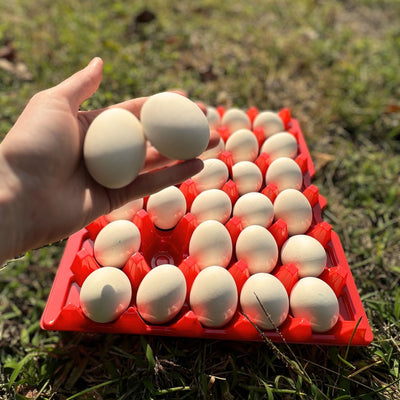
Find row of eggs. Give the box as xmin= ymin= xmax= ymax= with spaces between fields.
xmin=95 ymin=194 xmax=323 ymax=277
xmin=206 ymin=106 xmax=286 ymax=139
xmin=196 ymin=153 xmax=303 ymax=197
xmin=107 ymin=150 xmax=311 ymax=236
xmin=80 ymin=264 xmax=339 ymax=334
xmin=81 ymin=194 xmax=337 ymax=334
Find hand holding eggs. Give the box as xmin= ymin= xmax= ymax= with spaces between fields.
xmin=84 ymin=92 xmax=210 ymax=189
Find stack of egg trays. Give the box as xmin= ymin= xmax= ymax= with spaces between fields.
xmin=41 ymin=107 xmax=373 ymax=346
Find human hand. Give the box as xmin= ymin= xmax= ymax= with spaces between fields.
xmin=0 ymin=57 xmax=219 ymax=264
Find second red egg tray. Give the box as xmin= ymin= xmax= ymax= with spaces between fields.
xmin=40 ymin=108 xmax=373 ymax=346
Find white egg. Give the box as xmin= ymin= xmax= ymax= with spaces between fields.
xmin=273 ymin=189 xmax=312 ymax=235
xmin=240 ymin=273 xmax=289 ymax=330
xmin=136 ymin=264 xmax=187 ymax=324
xmin=140 ymin=92 xmax=210 ymax=160
xmin=231 ymin=161 xmax=263 ymax=195
xmin=80 ymin=267 xmax=132 ymax=323
xmin=94 ymin=220 xmax=141 ymax=268
xmin=146 ymin=186 xmax=187 ymax=230
xmin=206 ymin=106 xmax=221 ymax=129
xmin=253 ymin=111 xmax=285 ymax=139
xmin=189 ymin=220 xmax=233 ymax=269
xmin=105 ymin=198 xmax=144 ymax=222
xmin=191 ymin=158 xmax=229 ymax=192
xmin=189 ymin=266 xmax=238 ymax=328
xmin=280 ymin=235 xmax=327 ymax=277
xmin=235 ymin=225 xmax=278 ymax=274
xmin=221 ymin=108 xmax=251 ymax=133
xmin=199 ymin=137 xmax=225 ymax=160
xmin=265 ymin=157 xmax=303 ymax=192
xmin=190 ymin=189 xmax=232 ymax=224
xmin=232 ymin=192 xmax=274 ymax=228
xmin=83 ymin=108 xmax=146 ymax=189
xmin=225 ymin=129 xmax=259 ymax=163
xmin=260 ymin=132 xmax=298 ymax=161
xmin=290 ymin=277 xmax=339 ymax=333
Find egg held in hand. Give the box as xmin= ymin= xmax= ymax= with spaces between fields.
xmin=83 ymin=108 xmax=146 ymax=189
xmin=140 ymin=92 xmax=210 ymax=160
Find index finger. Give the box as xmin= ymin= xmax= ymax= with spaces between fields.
xmin=79 ymin=91 xmax=208 ymax=126
xmin=142 ymin=128 xmax=221 ymax=172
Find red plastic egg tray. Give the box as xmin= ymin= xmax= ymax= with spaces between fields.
xmin=41 ymin=108 xmax=373 ymax=346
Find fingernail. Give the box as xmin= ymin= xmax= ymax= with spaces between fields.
xmin=88 ymin=57 xmax=101 ymax=67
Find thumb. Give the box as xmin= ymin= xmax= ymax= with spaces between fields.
xmin=56 ymin=57 xmax=103 ymax=112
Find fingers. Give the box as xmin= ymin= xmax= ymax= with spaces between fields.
xmin=108 ymin=89 xmax=187 ymax=118
xmin=108 ymin=158 xmax=204 ymax=209
xmin=108 ymin=97 xmax=149 ymax=119
xmin=79 ymin=89 xmax=209 ymax=127
xmin=208 ymin=129 xmax=221 ymax=149
xmin=142 ymin=146 xmax=173 ymax=172
xmin=79 ymin=90 xmax=184 ymax=124
xmin=196 ymin=100 xmax=208 ymax=115
xmin=142 ymin=128 xmax=221 ymax=172
xmin=56 ymin=57 xmax=104 ymax=112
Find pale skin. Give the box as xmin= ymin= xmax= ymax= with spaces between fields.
xmin=0 ymin=57 xmax=219 ymax=265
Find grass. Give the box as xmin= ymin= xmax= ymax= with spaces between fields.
xmin=1 ymin=0 xmax=400 ymax=398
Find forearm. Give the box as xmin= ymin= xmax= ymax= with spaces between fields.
xmin=0 ymin=148 xmax=23 ymax=265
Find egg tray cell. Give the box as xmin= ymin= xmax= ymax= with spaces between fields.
xmin=40 ymin=110 xmax=373 ymax=346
